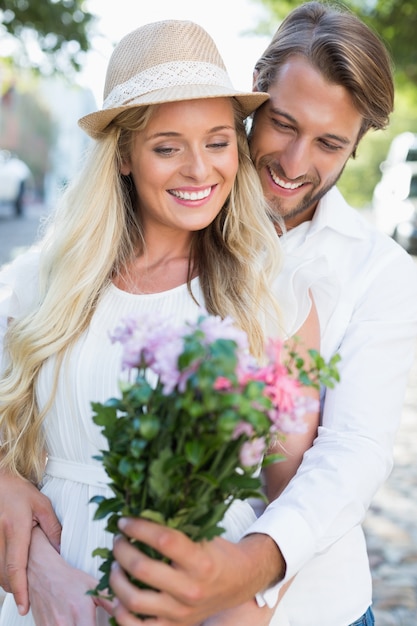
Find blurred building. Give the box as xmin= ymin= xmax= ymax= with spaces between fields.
xmin=39 ymin=77 xmax=96 ymax=209
xmin=0 ymin=62 xmax=96 ymax=210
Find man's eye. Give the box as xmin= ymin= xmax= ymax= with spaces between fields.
xmin=272 ymin=119 xmax=291 ymax=130
xmin=320 ymin=141 xmax=342 ymax=152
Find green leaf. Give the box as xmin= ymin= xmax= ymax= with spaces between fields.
xmin=127 ymin=381 xmax=153 ymax=405
xmin=92 ymin=547 xmax=112 ymax=559
xmin=148 ymin=448 xmax=173 ymax=499
xmin=140 ymin=509 xmax=167 ymax=524
xmin=262 ymin=452 xmax=286 ymax=466
xmin=118 ymin=457 xmax=133 ymax=477
xmin=216 ymin=411 xmax=240 ymax=437
xmin=139 ymin=414 xmax=160 ymax=440
xmin=184 ymin=440 xmax=205 ymax=466
xmin=91 ymin=401 xmax=118 ymax=427
xmin=92 ymin=497 xmax=123 ymax=520
xmin=219 ymin=474 xmax=261 ymax=492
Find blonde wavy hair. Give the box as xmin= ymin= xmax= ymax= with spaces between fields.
xmin=0 ymin=101 xmax=283 ymax=484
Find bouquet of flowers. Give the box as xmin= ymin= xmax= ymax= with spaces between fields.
xmin=90 ymin=311 xmax=339 ymax=607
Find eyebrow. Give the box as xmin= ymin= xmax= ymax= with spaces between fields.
xmin=269 ymin=106 xmax=352 ymax=146
xmin=147 ymin=125 xmax=235 ymax=140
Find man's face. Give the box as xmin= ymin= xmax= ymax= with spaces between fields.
xmin=249 ymin=56 xmax=363 ymax=229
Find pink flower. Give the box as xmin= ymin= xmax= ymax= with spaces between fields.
xmin=265 ymin=338 xmax=285 ymax=364
xmin=239 ymin=437 xmax=266 ymax=467
xmin=232 ymin=421 xmax=254 ymax=440
xmin=213 ymin=376 xmax=233 ymax=391
xmin=266 ymin=375 xmax=301 ymax=413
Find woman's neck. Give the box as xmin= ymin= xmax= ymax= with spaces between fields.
xmin=114 ymin=230 xmax=196 ymax=294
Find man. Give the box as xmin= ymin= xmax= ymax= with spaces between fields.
xmin=107 ymin=3 xmax=417 ymax=626
xmin=1 ymin=3 xmax=416 ymax=625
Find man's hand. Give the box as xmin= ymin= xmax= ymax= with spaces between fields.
xmin=110 ymin=517 xmax=285 ymax=626
xmin=0 ymin=470 xmax=61 ymax=615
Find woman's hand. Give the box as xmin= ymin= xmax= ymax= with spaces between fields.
xmin=28 ymin=526 xmax=113 ymax=625
xmin=0 ymin=469 xmax=61 ymax=615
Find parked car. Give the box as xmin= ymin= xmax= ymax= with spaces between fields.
xmin=372 ymin=132 xmax=417 ymax=255
xmin=0 ymin=150 xmax=31 ymax=216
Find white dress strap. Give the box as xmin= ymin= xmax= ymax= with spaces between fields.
xmin=45 ymin=456 xmax=109 ymax=488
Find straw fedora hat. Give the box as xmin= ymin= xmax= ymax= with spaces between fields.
xmin=78 ymin=20 xmax=269 ymax=139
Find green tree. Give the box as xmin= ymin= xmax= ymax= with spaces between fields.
xmin=348 ymin=0 xmax=417 ymax=85
xmin=0 ymin=0 xmax=95 ymax=73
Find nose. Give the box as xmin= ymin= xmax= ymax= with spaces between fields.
xmin=181 ymin=147 xmax=210 ymax=181
xmin=279 ymin=137 xmax=311 ymax=180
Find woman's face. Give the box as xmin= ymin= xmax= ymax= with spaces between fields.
xmin=121 ymin=98 xmax=239 ymax=237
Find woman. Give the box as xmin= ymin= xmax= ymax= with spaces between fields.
xmin=0 ymin=20 xmax=322 ymax=625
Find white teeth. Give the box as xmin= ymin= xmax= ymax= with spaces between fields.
xmin=268 ymin=167 xmax=303 ymax=190
xmin=170 ymin=187 xmax=211 ymax=200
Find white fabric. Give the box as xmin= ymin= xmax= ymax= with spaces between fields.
xmin=104 ymin=61 xmax=234 ymax=109
xmin=250 ymin=187 xmax=417 ymax=625
xmin=0 ymin=246 xmax=329 ymax=626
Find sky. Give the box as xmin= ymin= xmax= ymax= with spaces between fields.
xmin=79 ymin=0 xmax=274 ymax=106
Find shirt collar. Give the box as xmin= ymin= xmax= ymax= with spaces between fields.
xmin=307 ymin=186 xmax=368 ymax=241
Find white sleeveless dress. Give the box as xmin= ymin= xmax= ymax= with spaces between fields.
xmin=0 ymin=247 xmax=333 ymax=626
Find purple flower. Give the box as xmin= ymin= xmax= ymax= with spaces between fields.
xmin=110 ymin=315 xmax=140 ymax=345
xmin=198 ymin=314 xmax=249 ymax=352
xmin=232 ymin=421 xmax=254 ymax=440
xmin=239 ymin=437 xmax=266 ymax=467
xmin=110 ymin=312 xmax=186 ymax=374
xmin=150 ymin=335 xmax=184 ymax=395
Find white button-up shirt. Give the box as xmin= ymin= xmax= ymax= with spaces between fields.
xmin=250 ymin=186 xmax=417 ymax=625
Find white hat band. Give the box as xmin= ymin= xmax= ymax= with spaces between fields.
xmin=103 ymin=61 xmax=235 ymax=109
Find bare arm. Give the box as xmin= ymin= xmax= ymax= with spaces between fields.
xmin=27 ymin=525 xmax=113 ymax=625
xmin=0 ymin=469 xmax=62 ymax=615
xmin=265 ymin=298 xmax=320 ymax=501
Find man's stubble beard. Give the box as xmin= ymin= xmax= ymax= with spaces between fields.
xmin=266 ymin=166 xmax=346 ymax=228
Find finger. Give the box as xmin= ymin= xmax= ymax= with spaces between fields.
xmin=113 ymin=599 xmax=159 ymax=626
xmin=113 ymin=535 xmax=199 ymax=599
xmin=110 ymin=562 xmax=147 ymax=614
xmin=110 ymin=560 xmax=201 ymax=624
xmin=118 ymin=518 xmax=201 ymax=570
xmin=94 ymin=591 xmax=117 ymax=615
xmin=4 ymin=517 xmax=31 ymax=615
xmin=33 ymin=494 xmax=62 ymax=553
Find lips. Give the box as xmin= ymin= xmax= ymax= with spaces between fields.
xmin=169 ymin=187 xmax=212 ymax=201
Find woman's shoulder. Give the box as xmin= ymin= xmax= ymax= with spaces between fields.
xmin=0 ymin=245 xmax=41 ymax=319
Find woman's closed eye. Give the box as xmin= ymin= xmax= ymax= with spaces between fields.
xmin=207 ymin=141 xmax=230 ymax=149
xmin=153 ymin=145 xmax=179 ymax=156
